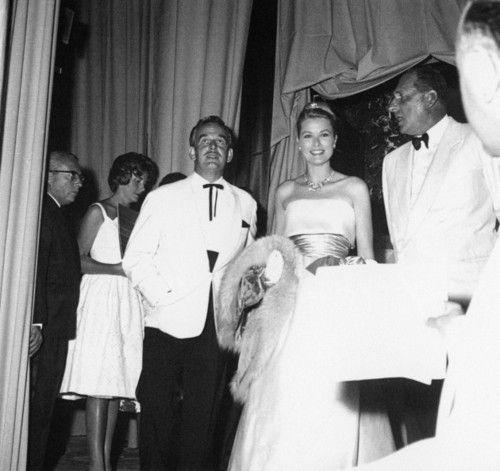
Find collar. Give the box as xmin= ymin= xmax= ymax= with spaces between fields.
xmin=191 ymin=171 xmax=226 ymax=189
xmin=47 ymin=192 xmax=61 ymax=207
xmin=420 ymin=114 xmax=449 ymax=150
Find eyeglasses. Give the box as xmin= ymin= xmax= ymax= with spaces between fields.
xmin=49 ymin=169 xmax=86 ymax=183
xmin=389 ymin=91 xmax=420 ymax=106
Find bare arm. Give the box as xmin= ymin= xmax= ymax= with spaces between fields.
xmin=350 ymin=178 xmax=374 ymax=260
xmin=78 ymin=204 xmax=125 ymax=276
xmin=273 ymin=182 xmax=291 ymax=235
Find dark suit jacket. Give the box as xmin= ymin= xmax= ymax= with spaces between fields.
xmin=33 ymin=196 xmax=81 ymax=340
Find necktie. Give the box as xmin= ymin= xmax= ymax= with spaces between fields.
xmin=203 ymin=183 xmax=223 ymax=221
xmin=411 ymin=133 xmax=429 ymax=150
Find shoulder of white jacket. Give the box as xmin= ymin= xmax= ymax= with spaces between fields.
xmin=146 ymin=178 xmax=189 ymax=201
xmin=444 ymin=117 xmax=475 ymax=141
xmin=228 ymin=183 xmax=256 ymax=205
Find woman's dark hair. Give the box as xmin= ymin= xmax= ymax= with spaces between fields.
xmin=296 ymin=101 xmax=339 ymax=135
xmin=108 ymin=152 xmax=159 ymax=192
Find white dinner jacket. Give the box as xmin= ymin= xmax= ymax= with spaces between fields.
xmin=383 ymin=116 xmax=497 ymax=298
xmin=123 ymin=173 xmax=257 ymax=338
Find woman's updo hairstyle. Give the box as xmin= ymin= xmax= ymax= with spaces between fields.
xmin=108 ymin=152 xmax=159 ymax=192
xmin=296 ymin=100 xmax=338 ymax=135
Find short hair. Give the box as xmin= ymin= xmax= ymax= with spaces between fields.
xmin=296 ymin=101 xmax=339 ymax=135
xmin=188 ymin=115 xmax=233 ymax=148
xmin=48 ymin=150 xmax=78 ymax=169
xmin=108 ymin=152 xmax=159 ymax=192
xmin=461 ymin=1 xmax=500 ymax=50
xmin=410 ymin=64 xmax=448 ymax=102
xmin=159 ymin=172 xmax=187 ymax=186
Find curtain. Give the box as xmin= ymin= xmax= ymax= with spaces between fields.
xmin=0 ymin=1 xmax=60 ymax=469
xmin=70 ymin=0 xmax=253 ymax=198
xmin=232 ymin=0 xmax=277 ymax=236
xmin=267 ymin=0 xmax=468 ymax=230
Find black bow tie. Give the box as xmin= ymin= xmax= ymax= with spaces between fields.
xmin=203 ymin=183 xmax=223 ymax=221
xmin=411 ymin=133 xmax=429 ymax=150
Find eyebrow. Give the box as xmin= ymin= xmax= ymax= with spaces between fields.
xmin=300 ymin=128 xmax=332 ymax=134
xmin=197 ymin=133 xmax=228 ymax=142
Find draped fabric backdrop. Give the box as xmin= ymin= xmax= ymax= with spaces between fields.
xmin=0 ymin=0 xmax=60 ymax=468
xmin=70 ymin=0 xmax=253 ymax=198
xmin=267 ymin=0 xmax=468 ymax=230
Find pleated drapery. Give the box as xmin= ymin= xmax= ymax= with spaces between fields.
xmin=267 ymin=0 xmax=468 ymax=230
xmin=70 ymin=0 xmax=253 ymax=198
xmin=0 ymin=1 xmax=60 ymax=468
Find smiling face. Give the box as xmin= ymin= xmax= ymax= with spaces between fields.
xmin=388 ymin=72 xmax=429 ymax=136
xmin=189 ymin=122 xmax=233 ymax=181
xmin=297 ymin=117 xmax=337 ymax=166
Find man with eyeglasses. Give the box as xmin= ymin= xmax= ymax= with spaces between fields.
xmin=28 ymin=151 xmax=83 ymax=470
xmin=382 ymin=63 xmax=498 ymax=446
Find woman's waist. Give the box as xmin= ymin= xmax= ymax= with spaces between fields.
xmin=290 ymin=233 xmax=352 ymax=259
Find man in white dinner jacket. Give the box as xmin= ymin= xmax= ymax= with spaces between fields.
xmin=356 ymin=0 xmax=500 ymax=468
xmin=123 ymin=115 xmax=257 ymax=470
xmin=382 ymin=63 xmax=497 ymax=444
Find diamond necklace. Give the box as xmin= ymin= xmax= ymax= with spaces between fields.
xmin=304 ymin=170 xmax=336 ymax=191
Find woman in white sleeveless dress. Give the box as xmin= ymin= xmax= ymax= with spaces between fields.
xmin=226 ymin=102 xmax=394 ymax=469
xmin=60 ymin=153 xmax=157 ymax=471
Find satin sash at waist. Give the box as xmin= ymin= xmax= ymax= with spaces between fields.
xmin=290 ymin=233 xmax=364 ymax=274
xmin=290 ymin=233 xmax=351 ymax=259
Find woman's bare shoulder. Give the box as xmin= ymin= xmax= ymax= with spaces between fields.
xmin=342 ymin=176 xmax=370 ymax=202
xmin=341 ymin=175 xmax=367 ymax=190
xmin=276 ymin=179 xmax=296 ymax=198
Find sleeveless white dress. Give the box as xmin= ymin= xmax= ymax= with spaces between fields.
xmin=228 ymin=198 xmax=395 ymax=470
xmin=60 ymin=203 xmax=144 ymax=399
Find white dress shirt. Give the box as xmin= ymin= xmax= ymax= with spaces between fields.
xmin=190 ymin=172 xmax=232 ymax=254
xmin=410 ymin=115 xmax=449 ymax=205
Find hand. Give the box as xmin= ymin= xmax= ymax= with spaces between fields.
xmin=426 ymin=301 xmax=465 ymax=339
xmin=29 ymin=325 xmax=43 ymax=357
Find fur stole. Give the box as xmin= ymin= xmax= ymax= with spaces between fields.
xmin=217 ymin=235 xmax=299 ymax=404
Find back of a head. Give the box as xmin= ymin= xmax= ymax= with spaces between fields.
xmin=159 ymin=172 xmax=187 ymax=186
xmin=461 ymin=0 xmax=500 ymax=52
xmin=457 ymin=1 xmax=500 ymax=155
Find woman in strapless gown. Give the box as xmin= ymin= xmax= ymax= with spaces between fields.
xmin=226 ymin=101 xmax=394 ymax=470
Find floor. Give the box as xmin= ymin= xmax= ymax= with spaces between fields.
xmin=52 ymin=436 xmax=139 ymax=470
xmin=44 ymin=401 xmax=140 ymax=470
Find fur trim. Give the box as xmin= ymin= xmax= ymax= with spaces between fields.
xmin=216 ymin=235 xmax=299 ymax=403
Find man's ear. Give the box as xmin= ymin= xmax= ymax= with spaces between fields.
xmin=189 ymin=146 xmax=196 ymax=161
xmin=462 ymin=49 xmax=500 ymax=104
xmin=424 ymin=90 xmax=439 ymax=109
xmin=227 ymin=148 xmax=234 ymax=163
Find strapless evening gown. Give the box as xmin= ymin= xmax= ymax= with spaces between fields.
xmin=228 ymin=198 xmax=395 ymax=470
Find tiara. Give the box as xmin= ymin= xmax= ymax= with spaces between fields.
xmin=305 ymin=101 xmax=334 ymax=116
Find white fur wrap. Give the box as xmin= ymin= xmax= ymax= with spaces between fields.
xmin=216 ymin=235 xmax=299 ymax=403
